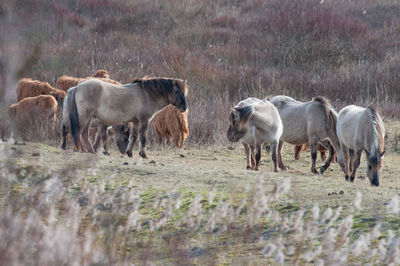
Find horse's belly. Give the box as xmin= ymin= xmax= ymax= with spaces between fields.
xmin=96 ymin=106 xmax=132 ymax=125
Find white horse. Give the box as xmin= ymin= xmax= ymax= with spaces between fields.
xmin=269 ymin=95 xmax=340 ymax=174
xmin=227 ymin=97 xmax=283 ymax=172
xmin=337 ymin=105 xmax=385 ymax=186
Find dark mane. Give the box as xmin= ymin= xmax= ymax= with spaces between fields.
xmin=131 ymin=76 xmax=188 ymax=98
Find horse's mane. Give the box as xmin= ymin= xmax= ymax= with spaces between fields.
xmin=132 ymin=76 xmax=188 ymax=98
xmin=367 ymin=104 xmax=384 ymax=161
xmin=312 ymin=96 xmax=340 ymax=146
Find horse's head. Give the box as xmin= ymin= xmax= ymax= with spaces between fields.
xmin=113 ymin=124 xmax=131 ymax=154
xmin=366 ymin=149 xmax=385 ymax=186
xmin=168 ymin=80 xmax=187 ymax=112
xmin=227 ymin=106 xmax=252 ymax=142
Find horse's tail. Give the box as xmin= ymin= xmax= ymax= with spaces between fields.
xmin=67 ymin=87 xmax=80 ymax=147
xmin=313 ymin=96 xmax=339 ymax=146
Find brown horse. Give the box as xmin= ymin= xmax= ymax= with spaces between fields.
xmin=294 ymin=143 xmax=328 ymax=161
xmin=61 ymin=77 xmax=188 ymax=158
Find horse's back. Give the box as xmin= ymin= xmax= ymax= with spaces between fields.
xmin=249 ymin=100 xmax=283 ymax=143
xmin=270 ymin=96 xmax=309 ymax=143
xmin=236 ymin=97 xmax=264 ymax=108
xmin=337 ymin=105 xmax=369 ymax=150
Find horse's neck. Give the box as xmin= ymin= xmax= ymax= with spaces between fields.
xmin=149 ymin=96 xmax=170 ymax=114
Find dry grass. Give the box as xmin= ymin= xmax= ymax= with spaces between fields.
xmin=1 ymin=130 xmax=400 ymax=264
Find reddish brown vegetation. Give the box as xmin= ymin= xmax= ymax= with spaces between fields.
xmin=153 ymin=105 xmax=189 ymax=148
xmin=0 ymin=0 xmax=399 ymax=144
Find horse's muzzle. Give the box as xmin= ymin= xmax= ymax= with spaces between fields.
xmin=179 ymin=105 xmax=187 ymax=112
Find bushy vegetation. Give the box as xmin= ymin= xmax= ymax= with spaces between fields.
xmin=0 ymin=0 xmax=399 ymax=144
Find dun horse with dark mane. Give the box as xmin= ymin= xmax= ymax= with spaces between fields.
xmin=269 ymin=95 xmax=340 ymax=174
xmin=337 ymin=105 xmax=385 ymax=186
xmin=61 ymin=77 xmax=188 ymax=158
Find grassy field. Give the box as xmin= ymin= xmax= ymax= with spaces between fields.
xmin=1 ymin=0 xmax=399 ymax=264
xmin=1 ymin=120 xmax=400 ymax=265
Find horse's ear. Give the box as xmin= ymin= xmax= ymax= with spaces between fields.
xmin=365 ymin=149 xmax=370 ymax=157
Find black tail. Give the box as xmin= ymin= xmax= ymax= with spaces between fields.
xmin=67 ymin=87 xmax=80 ymax=147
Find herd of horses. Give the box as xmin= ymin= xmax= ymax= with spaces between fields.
xmin=6 ymin=70 xmax=189 ymax=152
xmin=227 ymin=96 xmax=385 ymax=187
xmin=5 ymin=71 xmax=385 ymax=187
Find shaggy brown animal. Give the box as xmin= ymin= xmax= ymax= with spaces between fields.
xmin=153 ymin=105 xmax=189 ymax=148
xmin=92 ymin=69 xmax=110 ymax=79
xmin=8 ymin=95 xmax=57 ymax=137
xmin=55 ymin=70 xmax=114 ymax=92
xmin=294 ymin=143 xmax=328 ymax=161
xmin=16 ymin=78 xmax=66 ymax=104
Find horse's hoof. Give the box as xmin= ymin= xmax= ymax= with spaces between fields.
xmin=320 ymin=167 xmax=326 ymax=174
xmin=246 ymin=166 xmax=252 ymax=170
xmin=274 ymin=169 xmax=279 ymax=173
xmin=350 ymin=176 xmax=355 ymax=183
xmin=345 ymin=175 xmax=349 ymax=181
xmin=312 ymin=169 xmax=319 ymax=175
xmin=139 ymin=151 xmax=147 ymax=159
xmin=254 ymin=168 xmax=259 ymax=171
xmin=126 ymin=151 xmax=133 ymax=157
xmin=103 ymin=151 xmax=110 ymax=155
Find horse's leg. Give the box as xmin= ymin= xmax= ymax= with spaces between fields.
xmin=350 ymin=150 xmax=362 ymax=182
xmin=99 ymin=124 xmax=109 ymax=155
xmin=319 ymin=140 xmax=335 ymax=174
xmin=126 ymin=123 xmax=138 ymax=157
xmin=138 ymin=120 xmax=149 ymax=158
xmin=250 ymin=146 xmax=256 ymax=169
xmin=254 ymin=144 xmax=262 ymax=171
xmin=243 ymin=143 xmax=252 ymax=170
xmin=349 ymin=149 xmax=355 ymax=173
xmin=342 ymin=145 xmax=351 ymax=181
xmin=277 ymin=140 xmax=286 ymax=170
xmin=92 ymin=127 xmax=101 ymax=152
xmin=309 ymin=142 xmax=319 ymax=174
xmin=294 ymin=144 xmax=302 ymax=160
xmin=61 ymin=124 xmax=68 ymax=150
xmin=81 ymin=122 xmax=95 ymax=153
xmin=271 ymin=142 xmax=279 ymax=173
xmin=319 ymin=144 xmax=328 ymax=162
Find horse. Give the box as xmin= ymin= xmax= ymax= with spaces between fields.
xmin=337 ymin=104 xmax=385 ymax=186
xmin=269 ymin=95 xmax=340 ymax=174
xmin=227 ymin=97 xmax=283 ymax=172
xmin=294 ymin=143 xmax=328 ymax=161
xmin=61 ymin=77 xmax=188 ymax=158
